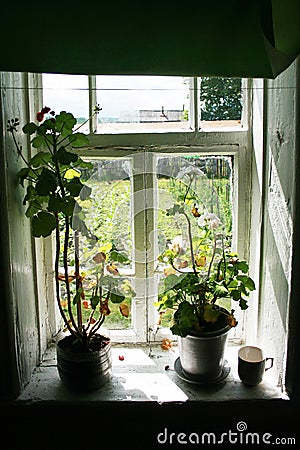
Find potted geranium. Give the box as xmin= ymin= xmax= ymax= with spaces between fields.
xmin=156 ymin=164 xmax=255 ymax=383
xmin=7 ymin=107 xmax=135 ymax=391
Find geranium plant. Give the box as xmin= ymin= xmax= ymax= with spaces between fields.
xmin=7 ymin=107 xmax=135 ymax=351
xmin=156 ymin=165 xmax=256 ymax=338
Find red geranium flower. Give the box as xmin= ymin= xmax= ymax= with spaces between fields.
xmin=41 ymin=106 xmax=51 ymax=114
xmin=36 ymin=111 xmax=44 ymax=122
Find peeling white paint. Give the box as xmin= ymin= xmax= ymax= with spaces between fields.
xmin=267 ymin=151 xmax=293 ymax=284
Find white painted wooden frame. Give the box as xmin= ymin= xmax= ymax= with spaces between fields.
xmin=41 ymin=76 xmax=252 ymax=344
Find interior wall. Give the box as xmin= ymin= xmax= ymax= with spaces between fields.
xmin=285 ymin=57 xmax=300 ymax=399
xmin=251 ymin=58 xmax=298 ymax=388
xmin=0 ymin=73 xmax=41 ymax=398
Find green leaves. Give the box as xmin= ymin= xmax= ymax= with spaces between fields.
xmin=53 ymin=147 xmax=78 ymax=165
xmin=32 ymin=211 xmax=56 ymax=237
xmin=212 ymin=282 xmax=228 ymax=298
xmin=30 ymin=151 xmax=52 ymax=167
xmin=203 ymin=304 xmax=220 ymax=323
xmin=64 ymin=177 xmax=83 ymax=197
xmin=171 ymin=301 xmax=198 ymax=337
xmin=35 ymin=168 xmax=57 ymax=196
xmin=110 ymin=292 xmax=125 ymax=304
xmin=22 ymin=122 xmax=38 ymax=135
xmin=13 ymin=110 xmax=94 ymax=243
xmin=31 ymin=135 xmax=48 ymax=149
xmin=55 ymin=111 xmax=77 ymax=135
xmin=234 ymin=261 xmax=249 ymax=273
xmin=166 ymin=203 xmax=185 ymax=216
xmin=109 ymin=249 xmax=129 ymax=264
xmin=69 ymin=132 xmax=90 ymax=148
xmin=48 ymin=194 xmax=75 ymax=216
xmin=18 ymin=167 xmax=34 ymax=186
xmin=164 ymin=273 xmax=181 ymax=291
xmin=157 ymin=233 xmax=256 ymax=335
xmin=91 ymin=295 xmax=100 ymax=309
xmin=73 ymin=288 xmax=84 ymax=305
xmin=239 ymin=276 xmax=256 ymax=291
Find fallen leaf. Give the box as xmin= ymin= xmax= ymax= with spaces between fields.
xmin=106 ymin=264 xmax=119 ymax=276
xmin=161 ymin=338 xmax=173 ymax=350
xmin=93 ymin=251 xmax=106 ymax=263
xmin=164 ymin=266 xmax=176 ymax=276
xmin=191 ymin=204 xmax=200 ymax=217
xmin=119 ymin=303 xmax=129 ymax=317
xmin=100 ymin=299 xmax=111 ymax=316
xmin=82 ymin=300 xmax=89 ymax=309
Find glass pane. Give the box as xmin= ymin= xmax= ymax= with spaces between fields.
xmin=199 ymin=77 xmax=243 ymax=130
xmin=42 ymin=74 xmax=89 ymax=132
xmin=61 ymin=158 xmax=133 ymax=330
xmin=156 ymin=155 xmax=233 ymax=327
xmin=95 ymin=75 xmax=190 ymax=133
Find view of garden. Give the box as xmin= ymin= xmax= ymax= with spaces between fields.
xmin=60 ymin=155 xmax=233 ymax=330
xmin=55 ymin=76 xmax=239 ymax=331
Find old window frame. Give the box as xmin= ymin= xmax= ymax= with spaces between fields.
xmin=41 ymin=75 xmax=253 ymax=344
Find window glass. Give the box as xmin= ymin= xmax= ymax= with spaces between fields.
xmin=156 ymin=155 xmax=233 ymax=328
xmin=95 ymin=76 xmax=190 ymax=133
xmin=199 ymin=77 xmax=243 ymax=130
xmin=60 ymin=158 xmax=133 ymax=330
xmin=42 ymin=74 xmax=89 ymax=130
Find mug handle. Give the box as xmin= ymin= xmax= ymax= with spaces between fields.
xmin=265 ymin=357 xmax=274 ymax=371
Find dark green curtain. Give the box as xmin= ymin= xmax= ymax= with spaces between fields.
xmin=0 ymin=0 xmax=299 ymax=78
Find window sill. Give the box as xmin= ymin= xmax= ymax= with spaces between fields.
xmin=16 ymin=343 xmax=288 ymax=404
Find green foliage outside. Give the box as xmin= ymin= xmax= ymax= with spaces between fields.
xmin=200 ymin=77 xmax=242 ymax=121
xmin=158 ymin=176 xmax=232 ymax=244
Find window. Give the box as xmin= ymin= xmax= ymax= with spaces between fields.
xmin=156 ymin=155 xmax=234 ymax=328
xmin=95 ymin=75 xmax=190 ymax=133
xmin=42 ymin=74 xmax=251 ymax=343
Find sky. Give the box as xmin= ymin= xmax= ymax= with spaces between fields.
xmin=42 ymin=74 xmax=190 ymax=119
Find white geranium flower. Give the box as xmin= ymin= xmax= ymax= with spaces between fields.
xmin=168 ymin=235 xmax=186 ymax=255
xmin=198 ymin=212 xmax=222 ymax=229
xmin=177 ymin=165 xmax=204 ymax=179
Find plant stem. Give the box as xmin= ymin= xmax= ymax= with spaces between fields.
xmin=63 ymin=215 xmax=80 ymax=334
xmin=10 ymin=129 xmax=39 ymax=176
xmin=74 ymin=230 xmax=82 ymax=330
xmin=171 ymin=261 xmax=187 ymax=274
xmin=54 ymin=214 xmax=74 ymax=335
xmin=221 ymin=233 xmax=227 ymax=278
xmin=52 ymin=130 xmax=79 ymax=336
xmin=182 ymin=211 xmax=197 ymax=275
xmin=183 ymin=177 xmax=193 ymax=203
xmin=89 ymin=315 xmax=105 ymax=338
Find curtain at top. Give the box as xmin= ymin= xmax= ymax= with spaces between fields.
xmin=0 ymin=0 xmax=299 ymax=79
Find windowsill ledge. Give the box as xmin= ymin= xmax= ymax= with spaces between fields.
xmin=17 ymin=344 xmax=288 ymax=404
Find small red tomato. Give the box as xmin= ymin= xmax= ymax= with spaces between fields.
xmin=118 ymin=355 xmax=125 ymax=361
